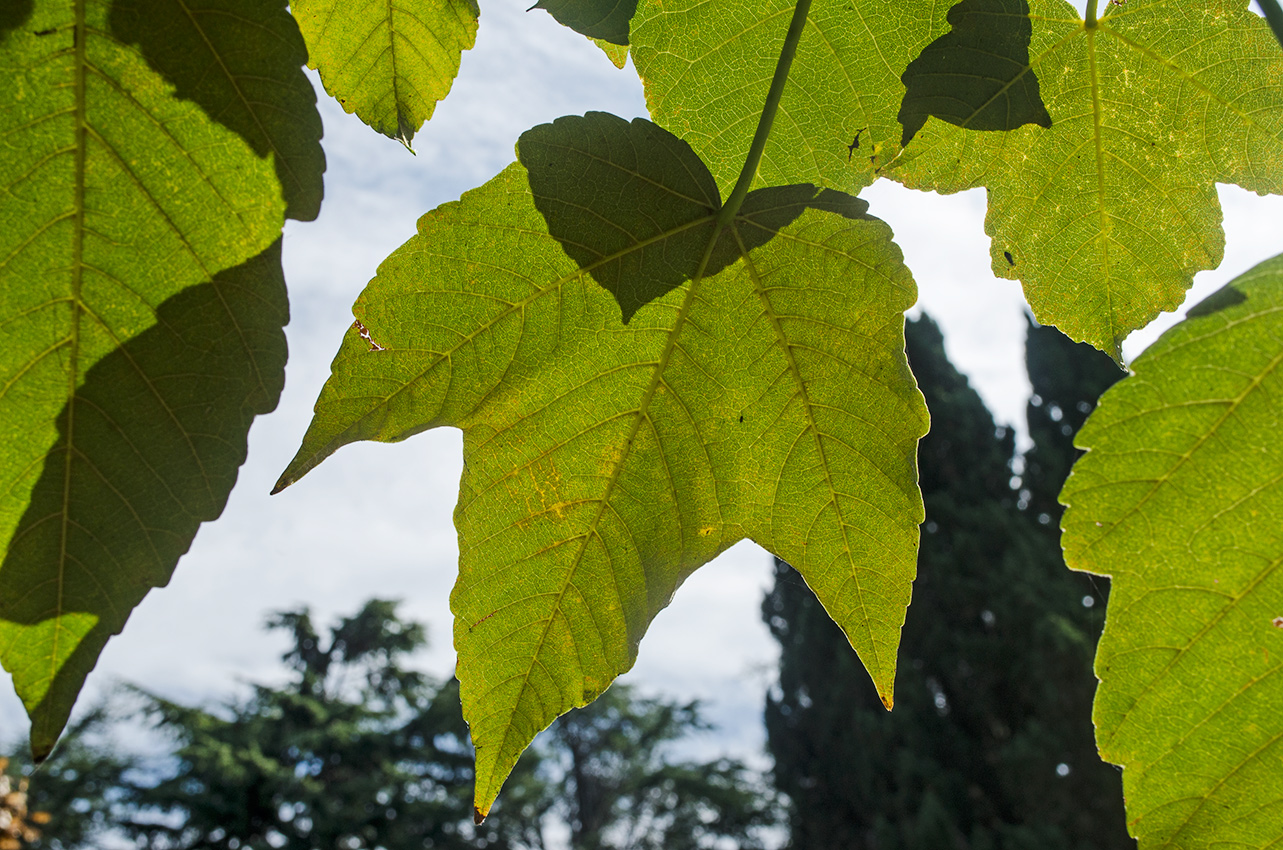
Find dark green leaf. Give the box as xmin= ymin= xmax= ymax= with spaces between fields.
xmin=532 ymin=0 xmax=637 ymax=45
xmin=0 ymin=0 xmax=316 ymax=756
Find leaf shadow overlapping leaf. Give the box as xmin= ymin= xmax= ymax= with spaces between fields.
xmin=898 ymin=0 xmax=1051 ymax=146
xmin=522 ymin=113 xmax=844 ymax=322
xmin=108 ymin=0 xmax=324 ymax=221
xmin=0 ymin=242 xmax=289 ymax=759
xmin=279 ymin=111 xmax=927 ymax=819
xmin=0 ymin=0 xmax=32 ymax=38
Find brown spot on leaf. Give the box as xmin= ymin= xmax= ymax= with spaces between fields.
xmin=352 ymin=318 xmax=386 ymax=351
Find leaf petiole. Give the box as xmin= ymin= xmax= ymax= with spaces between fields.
xmin=716 ymin=0 xmax=813 ymax=228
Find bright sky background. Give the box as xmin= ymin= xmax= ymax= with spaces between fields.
xmin=3 ymin=2 xmax=1282 ymax=770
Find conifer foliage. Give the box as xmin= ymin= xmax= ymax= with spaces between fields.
xmin=763 ymin=317 xmax=1128 ymax=849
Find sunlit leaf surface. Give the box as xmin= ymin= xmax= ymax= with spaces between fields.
xmin=897 ymin=0 xmax=1051 ymax=145
xmin=630 ymin=0 xmax=949 ymax=194
xmin=291 ymin=0 xmax=479 ymax=147
xmin=1062 ymin=252 xmax=1283 ymax=849
xmin=888 ymin=0 xmax=1283 ymax=354
xmin=278 ymin=112 xmax=927 ymax=816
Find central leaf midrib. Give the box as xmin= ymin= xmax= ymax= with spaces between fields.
xmin=49 ymin=0 xmax=90 ymax=737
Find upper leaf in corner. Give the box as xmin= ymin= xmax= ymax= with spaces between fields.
xmin=886 ymin=0 xmax=1283 ymax=355
xmin=1061 ymin=252 xmax=1283 ymax=849
xmin=276 ymin=112 xmax=928 ymax=819
xmin=291 ymin=0 xmax=481 ymax=148
xmin=532 ymin=0 xmax=637 ymax=46
xmin=630 ymin=0 xmax=950 ymax=195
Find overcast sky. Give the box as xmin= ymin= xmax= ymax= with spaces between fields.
xmin=3 ymin=2 xmax=1281 ymax=770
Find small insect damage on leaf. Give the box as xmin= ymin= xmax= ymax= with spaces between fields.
xmin=352 ymin=319 xmax=386 ymax=351
xmin=847 ymin=127 xmax=867 ymax=160
xmin=1004 ymin=250 xmax=1015 ymax=266
xmin=1273 ymin=616 xmax=1283 ymax=629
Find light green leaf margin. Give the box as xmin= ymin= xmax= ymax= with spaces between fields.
xmin=1062 ymin=252 xmax=1283 ymax=848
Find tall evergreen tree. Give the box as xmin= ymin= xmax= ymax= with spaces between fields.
xmin=763 ymin=316 xmax=1129 ymax=850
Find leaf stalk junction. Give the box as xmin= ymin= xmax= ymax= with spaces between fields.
xmin=716 ymin=0 xmax=814 ymax=228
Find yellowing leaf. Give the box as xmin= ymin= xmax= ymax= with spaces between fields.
xmin=277 ymin=112 xmax=928 ymax=816
xmin=887 ymin=0 xmax=1283 ymax=355
xmin=291 ymin=0 xmax=480 ymax=147
xmin=0 ymin=0 xmax=317 ymax=756
xmin=1061 ymin=252 xmax=1283 ymax=849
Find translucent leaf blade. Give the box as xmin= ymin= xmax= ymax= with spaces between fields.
xmin=887 ymin=0 xmax=1283 ymax=354
xmin=1061 ymin=253 xmax=1283 ymax=849
xmin=630 ymin=0 xmax=949 ymax=194
xmin=0 ymin=0 xmax=319 ymax=755
xmin=278 ymin=113 xmax=927 ymax=816
xmin=291 ymin=0 xmax=480 ymax=147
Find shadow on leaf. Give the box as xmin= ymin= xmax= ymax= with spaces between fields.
xmin=898 ymin=0 xmax=1051 ymax=146
xmin=521 ymin=112 xmax=874 ymax=322
xmin=1185 ymin=284 xmax=1248 ymax=318
xmin=0 ymin=0 xmax=32 ymax=39
xmin=107 ymin=0 xmax=324 ymax=221
xmin=0 ymin=242 xmax=289 ymax=759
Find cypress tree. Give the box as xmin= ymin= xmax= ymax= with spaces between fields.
xmin=762 ymin=316 xmax=1129 ymax=850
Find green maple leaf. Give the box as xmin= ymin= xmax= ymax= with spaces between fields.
xmin=0 ymin=0 xmax=320 ymax=756
xmin=291 ymin=0 xmax=480 ymax=148
xmin=630 ymin=0 xmax=950 ymax=195
xmin=1061 ymin=252 xmax=1283 ymax=849
xmin=887 ymin=0 xmax=1283 ymax=355
xmin=277 ymin=112 xmax=928 ymax=816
